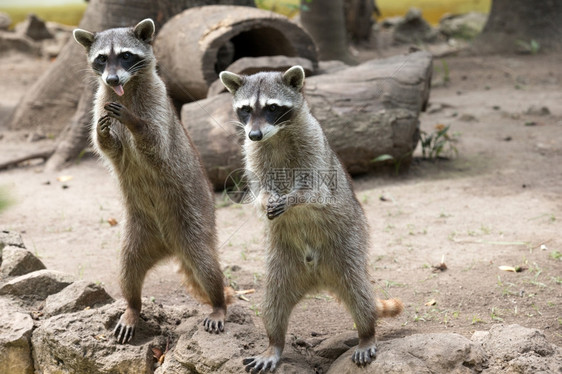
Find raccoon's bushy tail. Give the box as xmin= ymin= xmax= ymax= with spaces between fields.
xmin=376 ymin=298 xmax=404 ymax=318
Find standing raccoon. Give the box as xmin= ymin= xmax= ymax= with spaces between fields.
xmin=73 ymin=19 xmax=229 ymax=343
xmin=220 ymin=66 xmax=403 ymax=372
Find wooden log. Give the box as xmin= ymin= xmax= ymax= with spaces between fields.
xmin=181 ymin=51 xmax=433 ymax=190
xmin=154 ymin=5 xmax=318 ymax=103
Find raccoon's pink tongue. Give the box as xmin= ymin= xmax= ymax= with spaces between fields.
xmin=112 ymin=85 xmax=124 ymax=96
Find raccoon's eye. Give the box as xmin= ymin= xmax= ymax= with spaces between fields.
xmin=267 ymin=104 xmax=278 ymax=112
xmin=95 ymin=55 xmax=107 ymax=64
xmin=240 ymin=106 xmax=252 ymax=113
xmin=121 ymin=52 xmax=131 ymax=60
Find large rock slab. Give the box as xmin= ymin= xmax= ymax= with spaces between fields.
xmin=0 ymin=269 xmax=73 ymax=301
xmin=0 ymin=299 xmax=34 ymax=374
xmin=156 ymin=304 xmax=317 ymax=374
xmin=473 ymin=324 xmax=562 ymax=374
xmin=44 ymin=280 xmax=114 ymax=317
xmin=327 ymin=333 xmax=486 ymax=374
xmin=32 ymin=301 xmax=171 ymax=374
xmin=0 ymin=246 xmax=46 ymax=277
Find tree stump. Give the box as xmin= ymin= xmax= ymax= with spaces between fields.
xmin=153 ymin=5 xmax=318 ymax=103
xmin=181 ymin=51 xmax=433 ymax=190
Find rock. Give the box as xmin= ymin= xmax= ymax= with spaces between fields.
xmin=472 ymin=324 xmax=562 ymax=374
xmin=525 ymin=105 xmax=551 ymax=116
xmin=15 ymin=14 xmax=53 ymax=41
xmin=0 ymin=246 xmax=46 ymax=277
xmin=459 ymin=113 xmax=478 ymax=122
xmin=439 ymin=12 xmax=488 ymax=40
xmin=0 ymin=31 xmax=41 ymax=56
xmin=32 ymin=301 xmax=167 ymax=374
xmin=0 ymin=299 xmax=34 ymax=374
xmin=207 ymin=56 xmax=315 ymax=96
xmin=393 ymin=8 xmax=440 ymax=44
xmin=43 ymin=280 xmax=114 ymax=317
xmin=327 ymin=333 xmax=486 ymax=374
xmin=155 ymin=304 xmax=318 ymax=373
xmin=0 ymin=12 xmax=12 ymax=31
xmin=0 ymin=230 xmax=25 ymax=249
xmin=0 ymin=230 xmax=25 ymax=268
xmin=0 ymin=269 xmax=73 ymax=301
xmin=314 ymin=332 xmax=358 ymax=359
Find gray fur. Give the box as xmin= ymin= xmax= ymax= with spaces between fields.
xmin=222 ymin=67 xmax=403 ymax=372
xmin=74 ymin=19 xmax=229 ymax=343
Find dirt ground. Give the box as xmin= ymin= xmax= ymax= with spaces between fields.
xmin=0 ymin=46 xmax=561 ymax=354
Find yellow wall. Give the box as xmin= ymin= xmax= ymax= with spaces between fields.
xmin=256 ymin=0 xmax=491 ymax=24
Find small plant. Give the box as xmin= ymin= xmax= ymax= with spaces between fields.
xmin=0 ymin=186 xmax=13 ymax=213
xmin=419 ymin=124 xmax=458 ymax=160
xmin=550 ymin=251 xmax=561 ymax=261
xmin=516 ymin=39 xmax=540 ymax=55
xmin=371 ymin=152 xmax=412 ymax=175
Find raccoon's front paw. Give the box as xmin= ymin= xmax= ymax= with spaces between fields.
xmin=97 ymin=115 xmax=111 ymax=137
xmin=266 ymin=195 xmax=287 ymax=220
xmin=104 ymin=102 xmax=133 ymax=124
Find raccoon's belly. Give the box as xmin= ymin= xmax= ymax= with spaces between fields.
xmin=271 ymin=207 xmax=336 ymax=250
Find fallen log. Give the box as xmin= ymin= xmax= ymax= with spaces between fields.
xmin=181 ymin=51 xmax=433 ymax=190
xmin=154 ymin=5 xmax=318 ymax=103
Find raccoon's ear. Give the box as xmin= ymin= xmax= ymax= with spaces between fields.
xmin=133 ymin=18 xmax=155 ymax=43
xmin=220 ymin=71 xmax=244 ymax=94
xmin=73 ymin=29 xmax=95 ymax=49
xmin=283 ymin=65 xmax=305 ymax=91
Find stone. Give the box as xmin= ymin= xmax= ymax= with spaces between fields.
xmin=31 ymin=301 xmax=166 ymax=374
xmin=0 ymin=299 xmax=34 ymax=374
xmin=15 ymin=14 xmax=53 ymax=41
xmin=327 ymin=333 xmax=486 ymax=374
xmin=439 ymin=12 xmax=488 ymax=40
xmin=0 ymin=246 xmax=46 ymax=277
xmin=0 ymin=230 xmax=25 ymax=249
xmin=0 ymin=31 xmax=41 ymax=56
xmin=525 ymin=105 xmax=551 ymax=116
xmin=43 ymin=280 xmax=114 ymax=317
xmin=393 ymin=8 xmax=440 ymax=44
xmin=0 ymin=269 xmax=73 ymax=301
xmin=207 ymin=56 xmax=315 ymax=96
xmin=0 ymin=12 xmax=12 ymax=31
xmin=472 ymin=324 xmax=562 ymax=374
xmin=314 ymin=331 xmax=358 ymax=359
xmin=154 ymin=304 xmax=318 ymax=373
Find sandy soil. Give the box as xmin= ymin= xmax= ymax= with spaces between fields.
xmin=0 ymin=48 xmax=561 ymax=352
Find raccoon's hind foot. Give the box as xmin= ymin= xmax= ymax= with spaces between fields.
xmin=351 ymin=338 xmax=377 ymax=366
xmin=266 ymin=195 xmax=287 ymax=220
xmin=203 ymin=306 xmax=226 ymax=334
xmin=243 ymin=345 xmax=282 ymax=373
xmin=113 ymin=307 xmax=139 ymax=344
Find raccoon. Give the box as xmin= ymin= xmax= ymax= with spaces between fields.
xmin=73 ymin=19 xmax=230 ymax=343
xmin=220 ymin=66 xmax=403 ymax=372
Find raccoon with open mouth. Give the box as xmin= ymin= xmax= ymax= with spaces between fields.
xmin=74 ymin=19 xmax=231 ymax=344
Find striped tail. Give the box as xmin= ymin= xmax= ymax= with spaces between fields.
xmin=376 ymin=298 xmax=404 ymax=318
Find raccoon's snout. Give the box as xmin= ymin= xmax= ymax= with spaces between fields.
xmin=249 ymin=129 xmax=263 ymax=141
xmin=106 ymin=74 xmax=120 ymax=86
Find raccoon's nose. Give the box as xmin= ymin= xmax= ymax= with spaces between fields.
xmin=106 ymin=74 xmax=120 ymax=86
xmin=248 ymin=129 xmax=263 ymax=141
